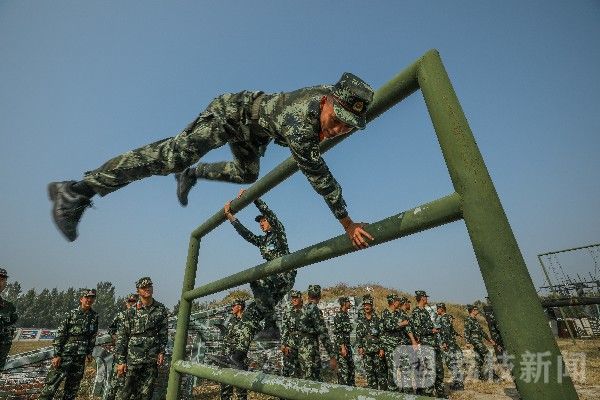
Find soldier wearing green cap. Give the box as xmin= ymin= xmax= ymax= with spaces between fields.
xmin=0 ymin=268 xmax=18 ymax=369
xmin=39 ymin=288 xmax=98 ymax=400
xmin=464 ymin=304 xmax=496 ymax=381
xmin=298 ymin=285 xmax=336 ymax=381
xmin=332 ymin=296 xmax=355 ymax=386
xmin=409 ymin=290 xmax=444 ymax=397
xmin=49 ymin=72 xmax=376 ymax=251
xmin=280 ymin=290 xmax=303 ymax=380
xmin=224 ymin=189 xmax=296 ymax=340
xmin=104 ymin=293 xmax=139 ymax=400
xmin=115 ymin=277 xmax=169 ymax=400
xmin=356 ymin=294 xmax=387 ymax=390
xmin=436 ymin=302 xmax=464 ymax=390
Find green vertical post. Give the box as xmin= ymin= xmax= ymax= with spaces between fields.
xmin=417 ymin=50 xmax=578 ymax=399
xmin=166 ymin=236 xmax=200 ymax=400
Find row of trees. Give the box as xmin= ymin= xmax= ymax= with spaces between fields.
xmin=2 ymin=281 xmax=129 ymax=329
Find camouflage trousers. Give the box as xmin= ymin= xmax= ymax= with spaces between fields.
xmin=103 ymin=362 xmax=126 ymax=400
xmin=115 ymin=363 xmax=158 ymax=400
xmin=246 ymin=271 xmax=296 ymax=331
xmin=471 ymin=341 xmax=491 ymax=380
xmin=335 ymin=347 xmax=355 ymax=386
xmin=0 ymin=340 xmax=11 ymax=369
xmin=220 ymin=383 xmax=247 ymax=400
xmin=361 ymin=352 xmax=387 ymax=390
xmin=298 ymin=337 xmax=322 ymax=381
xmin=382 ymin=343 xmax=415 ymax=393
xmin=281 ymin=347 xmax=300 ymax=378
xmin=442 ymin=344 xmax=464 ymax=386
xmin=83 ymin=91 xmax=268 ymax=196
xmin=38 ymin=355 xmax=86 ymax=400
xmin=414 ymin=345 xmax=444 ymax=397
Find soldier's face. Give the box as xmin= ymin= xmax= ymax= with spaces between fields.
xmin=320 ymin=96 xmax=353 ymax=139
xmin=258 ymin=218 xmax=271 ymax=232
xmin=363 ymin=303 xmax=372 ymax=313
xmin=138 ymin=285 xmax=153 ymax=299
xmin=403 ymin=302 xmax=411 ymax=311
xmin=80 ymin=296 xmax=95 ymax=310
xmin=232 ymin=304 xmax=243 ymax=315
xmin=291 ymin=297 xmax=302 ymax=308
xmin=0 ymin=277 xmax=6 ymax=292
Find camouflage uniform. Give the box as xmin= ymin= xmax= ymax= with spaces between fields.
xmin=280 ymin=292 xmax=303 ymax=379
xmin=355 ymin=296 xmax=387 ymax=390
xmin=231 ymin=198 xmax=296 ymax=332
xmin=115 ymin=298 xmax=168 ymax=400
xmin=409 ymin=292 xmax=443 ymax=397
xmin=220 ymin=299 xmax=252 ymax=400
xmin=298 ymin=285 xmax=334 ymax=381
xmin=381 ymin=294 xmax=414 ymax=392
xmin=437 ymin=305 xmax=464 ymax=389
xmin=483 ymin=305 xmax=504 ymax=356
xmin=0 ymin=297 xmax=18 ymax=369
xmin=39 ymin=292 xmax=98 ymax=400
xmin=332 ymin=297 xmax=355 ymax=386
xmin=464 ymin=310 xmax=491 ymax=380
xmin=82 ymin=73 xmax=374 ymax=223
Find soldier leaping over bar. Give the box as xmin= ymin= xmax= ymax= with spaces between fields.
xmin=48 ymin=73 xmax=375 ymax=249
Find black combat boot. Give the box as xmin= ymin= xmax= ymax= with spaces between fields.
xmin=48 ymin=181 xmax=93 ymax=242
xmin=175 ymin=167 xmax=197 ymax=206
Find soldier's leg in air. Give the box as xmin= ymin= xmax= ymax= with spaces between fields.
xmin=194 ymin=141 xmax=260 ymax=184
xmin=61 ymin=356 xmax=86 ymax=400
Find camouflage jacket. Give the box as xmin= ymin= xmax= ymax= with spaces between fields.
xmin=53 ymin=307 xmax=98 ymax=357
xmin=438 ymin=313 xmax=460 ymax=348
xmin=483 ymin=307 xmax=504 ymax=346
xmin=299 ymin=302 xmax=334 ymax=356
xmin=355 ymin=310 xmax=383 ymax=354
xmin=108 ymin=309 xmax=128 ymax=337
xmin=464 ymin=316 xmax=489 ymax=345
xmin=381 ymin=308 xmax=412 ymax=347
xmin=281 ymin=306 xmax=303 ymax=349
xmin=222 ymin=314 xmax=253 ymax=354
xmin=332 ymin=310 xmax=352 ymax=348
xmin=410 ymin=307 xmax=438 ymax=347
xmin=231 ymin=199 xmax=289 ymax=261
xmin=255 ymin=86 xmax=348 ymax=219
xmin=0 ymin=296 xmax=18 ymax=343
xmin=115 ymin=299 xmax=169 ymax=365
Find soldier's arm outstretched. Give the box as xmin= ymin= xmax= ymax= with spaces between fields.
xmin=224 ymin=200 xmax=261 ymax=246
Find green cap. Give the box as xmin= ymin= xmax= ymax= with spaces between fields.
xmin=136 ymin=276 xmax=153 ymax=289
xmin=80 ymin=288 xmax=96 ymax=298
xmin=387 ymin=293 xmax=400 ymax=304
xmin=307 ymin=284 xmax=321 ymax=297
xmin=362 ymin=294 xmax=373 ymax=305
xmin=436 ymin=302 xmax=446 ymax=309
xmin=399 ymin=296 xmax=409 ymax=304
xmin=415 ymin=290 xmax=429 ymax=298
xmin=126 ymin=293 xmax=139 ymax=302
xmin=338 ymin=296 xmax=350 ymax=305
xmin=290 ymin=290 xmax=302 ymax=298
xmin=0 ymin=268 xmax=8 ymax=278
xmin=467 ymin=304 xmax=478 ymax=313
xmin=331 ymin=72 xmax=374 ymax=130
xmin=232 ymin=298 xmax=246 ymax=308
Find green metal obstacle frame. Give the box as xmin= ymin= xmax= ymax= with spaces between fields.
xmin=165 ymin=50 xmax=579 ymax=400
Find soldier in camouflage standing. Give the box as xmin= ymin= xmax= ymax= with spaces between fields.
xmin=220 ymin=298 xmax=251 ymax=400
xmin=436 ymin=303 xmax=464 ymax=391
xmin=298 ymin=285 xmax=336 ymax=382
xmin=483 ymin=299 xmax=504 ymax=357
xmin=332 ymin=296 xmax=355 ymax=386
xmin=355 ymin=294 xmax=387 ymax=390
xmin=381 ymin=293 xmax=413 ymax=392
xmin=224 ymin=190 xmax=295 ymax=340
xmin=115 ymin=277 xmax=169 ymax=400
xmin=0 ymin=268 xmax=18 ymax=370
xmin=464 ymin=304 xmax=496 ymax=381
xmin=39 ymin=288 xmax=98 ymax=400
xmin=409 ymin=290 xmax=444 ymax=397
xmin=280 ymin=290 xmax=303 ymax=379
xmin=48 ymin=73 xmax=375 ymax=252
xmin=103 ymin=293 xmax=138 ymax=400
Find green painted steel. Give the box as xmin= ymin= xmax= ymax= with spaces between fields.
xmin=418 ymin=50 xmax=578 ymax=399
xmin=166 ymin=49 xmax=578 ymax=400
xmin=184 ymin=193 xmax=462 ymax=302
xmin=172 ymin=360 xmax=441 ymax=400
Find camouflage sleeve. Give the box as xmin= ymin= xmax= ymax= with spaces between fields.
xmin=409 ymin=312 xmax=421 ymax=341
xmin=402 ymin=313 xmax=413 ymax=336
xmin=285 ymin=125 xmax=348 ymax=219
xmin=315 ymin=308 xmax=334 ymax=356
xmin=382 ymin=310 xmax=401 ymax=333
xmin=230 ymin=219 xmax=261 ymax=247
xmin=53 ymin=311 xmax=70 ymax=356
xmin=115 ymin=312 xmax=131 ymax=364
xmin=464 ymin=318 xmax=473 ymax=344
xmin=254 ymin=199 xmax=284 ymax=233
xmin=108 ymin=315 xmax=119 ymax=337
xmin=479 ymin=323 xmax=490 ymax=341
xmin=87 ymin=313 xmax=99 ymax=355
xmin=281 ymin=311 xmax=290 ymax=346
xmin=355 ymin=318 xmax=365 ymax=348
xmin=158 ymin=306 xmax=169 ymax=353
xmin=332 ymin=314 xmax=344 ymax=348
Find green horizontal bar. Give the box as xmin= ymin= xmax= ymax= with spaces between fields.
xmin=190 ymin=56 xmax=422 ymax=240
xmin=538 ymin=242 xmax=600 ymax=257
xmin=173 ymin=360 xmax=441 ymax=400
xmin=184 ymin=192 xmax=462 ymax=301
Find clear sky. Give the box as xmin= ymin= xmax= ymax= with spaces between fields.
xmin=1 ymin=1 xmax=599 ymax=308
